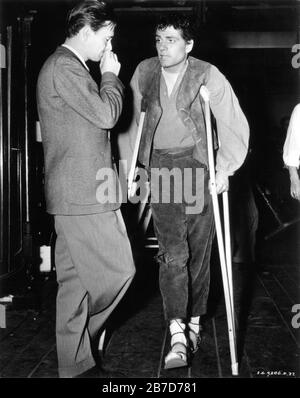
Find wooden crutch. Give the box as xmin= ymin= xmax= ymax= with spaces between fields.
xmin=127 ymin=101 xmax=153 ymax=235
xmin=200 ymin=86 xmax=238 ymax=376
xmin=128 ymin=104 xmax=146 ymax=199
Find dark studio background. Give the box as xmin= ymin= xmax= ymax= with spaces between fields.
xmin=1 ymin=0 xmax=299 ymax=293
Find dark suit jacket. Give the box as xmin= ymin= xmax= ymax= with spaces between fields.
xmin=37 ymin=46 xmax=124 ymax=215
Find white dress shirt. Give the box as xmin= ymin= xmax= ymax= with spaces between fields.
xmin=62 ymin=44 xmax=90 ymax=72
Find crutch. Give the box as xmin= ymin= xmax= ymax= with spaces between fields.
xmin=127 ymin=101 xmax=153 ymax=235
xmin=200 ymin=86 xmax=238 ymax=376
xmin=128 ymin=103 xmax=146 ymax=199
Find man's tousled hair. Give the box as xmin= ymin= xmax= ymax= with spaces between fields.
xmin=66 ymin=0 xmax=116 ymax=38
xmin=155 ymin=14 xmax=196 ymax=42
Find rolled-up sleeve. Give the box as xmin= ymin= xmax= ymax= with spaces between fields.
xmin=206 ymin=65 xmax=249 ymax=176
xmin=283 ymin=104 xmax=300 ymax=168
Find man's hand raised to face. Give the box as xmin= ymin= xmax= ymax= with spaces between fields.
xmin=100 ymin=49 xmax=120 ymax=76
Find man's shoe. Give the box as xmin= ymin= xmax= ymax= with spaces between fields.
xmin=98 ymin=329 xmax=106 ymax=362
xmin=91 ymin=328 xmax=107 ymax=368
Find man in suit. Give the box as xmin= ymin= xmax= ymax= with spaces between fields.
xmin=36 ymin=0 xmax=135 ymax=378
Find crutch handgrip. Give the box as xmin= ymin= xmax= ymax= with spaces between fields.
xmin=200 ymin=85 xmax=210 ymax=102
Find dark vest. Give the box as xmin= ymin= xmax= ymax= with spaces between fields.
xmin=137 ymin=56 xmax=213 ymax=168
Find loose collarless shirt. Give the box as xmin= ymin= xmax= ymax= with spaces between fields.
xmin=153 ymin=62 xmax=194 ymax=149
xmin=128 ymin=58 xmax=249 ymax=177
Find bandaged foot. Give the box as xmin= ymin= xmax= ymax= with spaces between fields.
xmin=164 ymin=319 xmax=188 ymax=370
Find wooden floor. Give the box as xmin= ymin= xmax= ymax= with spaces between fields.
xmin=0 ymin=222 xmax=299 ymax=380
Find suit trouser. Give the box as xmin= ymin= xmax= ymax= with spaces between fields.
xmin=54 ymin=209 xmax=135 ymax=378
xmin=150 ymin=147 xmax=215 ymax=321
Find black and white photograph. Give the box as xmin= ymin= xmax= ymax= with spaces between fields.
xmin=0 ymin=0 xmax=299 ymax=384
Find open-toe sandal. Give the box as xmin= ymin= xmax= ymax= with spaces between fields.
xmin=189 ymin=324 xmax=202 ymax=354
xmin=164 ymin=331 xmax=188 ymax=370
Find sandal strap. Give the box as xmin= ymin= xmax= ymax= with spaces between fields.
xmin=170 ymin=320 xmax=185 ymax=332
xmin=188 ymin=322 xmax=202 ymax=328
xmin=171 ymin=341 xmax=187 ymax=350
xmin=165 ymin=350 xmax=187 ymax=364
xmin=170 ymin=351 xmax=186 ymax=357
xmin=169 ymin=320 xmax=187 ymax=346
xmin=189 ymin=329 xmax=202 ymax=353
xmin=189 ymin=328 xmax=202 ymax=340
xmin=188 ymin=322 xmax=203 ymax=335
xmin=171 ymin=331 xmax=185 ymax=337
xmin=169 ymin=341 xmax=188 ymax=360
xmin=171 ymin=335 xmax=187 ymax=346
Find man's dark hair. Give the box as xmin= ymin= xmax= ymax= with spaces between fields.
xmin=66 ymin=0 xmax=116 ymax=38
xmin=155 ymin=14 xmax=196 ymax=42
